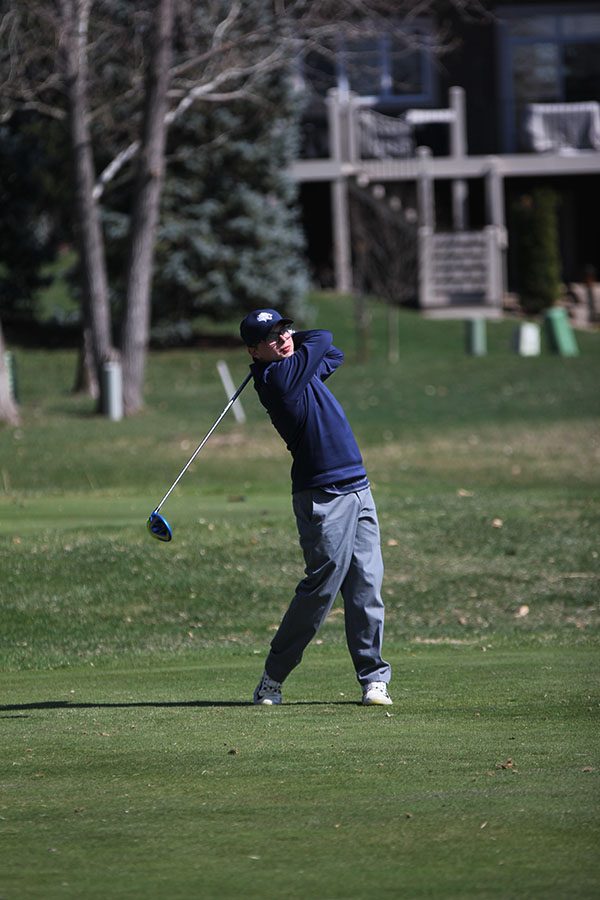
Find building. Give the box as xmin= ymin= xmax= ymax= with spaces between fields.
xmin=291 ymin=1 xmax=600 ymax=319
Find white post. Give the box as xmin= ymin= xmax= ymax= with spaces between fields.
xmin=331 ymin=178 xmax=353 ymax=294
xmin=418 ymin=226 xmax=433 ymax=309
xmin=216 ymin=360 xmax=246 ymax=424
xmin=326 ymin=89 xmax=343 ymax=161
xmin=450 ymin=86 xmax=468 ymax=230
xmin=513 ymin=322 xmax=541 ymax=356
xmin=100 ymin=360 xmax=123 ymax=421
xmin=484 ymin=226 xmax=499 ymax=307
xmin=348 ymin=93 xmax=359 ymax=163
xmin=417 ymin=146 xmax=435 ymax=310
xmin=449 ymin=86 xmax=467 ymax=158
xmin=485 ymin=157 xmax=508 ymax=304
xmin=327 ymin=89 xmax=353 ymax=293
xmin=416 ymin=146 xmax=435 ymax=229
xmin=485 ymin=157 xmax=506 ymax=231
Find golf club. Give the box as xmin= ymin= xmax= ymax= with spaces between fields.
xmin=147 ymin=371 xmax=253 ymax=542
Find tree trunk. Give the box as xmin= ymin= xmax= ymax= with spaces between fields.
xmin=60 ymin=0 xmax=115 ymax=408
xmin=72 ymin=325 xmax=100 ymax=399
xmin=0 ymin=320 xmax=20 ymax=426
xmin=121 ymin=0 xmax=175 ymax=416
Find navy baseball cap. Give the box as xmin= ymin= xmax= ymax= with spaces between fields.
xmin=239 ymin=309 xmax=294 ymax=346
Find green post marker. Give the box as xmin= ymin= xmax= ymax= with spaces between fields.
xmin=465 ymin=318 xmax=487 ymax=356
xmin=544 ymin=307 xmax=579 ymax=357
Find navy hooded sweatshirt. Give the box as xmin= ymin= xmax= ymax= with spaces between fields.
xmin=250 ymin=330 xmax=367 ymax=493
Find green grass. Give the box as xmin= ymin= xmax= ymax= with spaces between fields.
xmin=2 ymin=648 xmax=598 ymax=899
xmin=1 ymin=294 xmax=599 ymax=897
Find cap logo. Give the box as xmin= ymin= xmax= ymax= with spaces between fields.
xmin=256 ymin=312 xmax=273 ymax=322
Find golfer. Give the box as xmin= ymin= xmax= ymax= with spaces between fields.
xmin=240 ymin=308 xmax=392 ymax=706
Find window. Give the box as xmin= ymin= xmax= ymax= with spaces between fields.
xmin=300 ymin=27 xmax=435 ymax=108
xmin=339 ymin=34 xmax=432 ymax=105
xmin=498 ymin=6 xmax=600 ymax=150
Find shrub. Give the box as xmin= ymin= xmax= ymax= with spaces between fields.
xmin=512 ymin=188 xmax=562 ymax=316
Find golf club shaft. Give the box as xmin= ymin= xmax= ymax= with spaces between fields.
xmin=154 ymin=372 xmax=252 ymax=513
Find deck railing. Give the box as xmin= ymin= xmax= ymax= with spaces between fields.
xmin=300 ymin=92 xmax=600 ymax=161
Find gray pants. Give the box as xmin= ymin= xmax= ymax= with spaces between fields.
xmin=265 ymin=487 xmax=391 ymax=687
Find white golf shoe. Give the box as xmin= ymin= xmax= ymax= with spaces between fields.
xmin=362 ymin=681 xmax=393 ymax=706
xmin=253 ymin=671 xmax=283 ymax=705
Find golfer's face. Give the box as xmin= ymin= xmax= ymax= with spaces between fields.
xmin=252 ymin=327 xmax=294 ymax=362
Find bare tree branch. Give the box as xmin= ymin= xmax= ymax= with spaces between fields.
xmin=2 ymin=0 xmax=491 ymax=190
xmin=94 ymin=42 xmax=285 ymax=198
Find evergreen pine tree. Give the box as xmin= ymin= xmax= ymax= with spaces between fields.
xmin=0 ymin=115 xmax=65 ymax=323
xmin=152 ymin=71 xmax=308 ymax=328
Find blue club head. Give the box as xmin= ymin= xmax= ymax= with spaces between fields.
xmin=147 ymin=511 xmax=172 ymax=542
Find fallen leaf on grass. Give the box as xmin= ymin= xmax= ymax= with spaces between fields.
xmin=492 ymin=518 xmax=503 ymax=528
xmin=457 ymin=489 xmax=474 ymax=497
xmin=496 ymin=758 xmax=517 ymax=770
xmin=582 ymin=766 xmax=595 ymax=773
xmin=328 ymin=607 xmax=344 ymax=618
xmin=515 ymin=605 xmax=530 ymax=618
xmin=387 ymin=539 xmax=399 ymax=547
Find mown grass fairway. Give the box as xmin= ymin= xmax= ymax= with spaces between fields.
xmin=2 ymin=647 xmax=598 ymax=899
xmin=1 ymin=295 xmax=599 ymax=898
